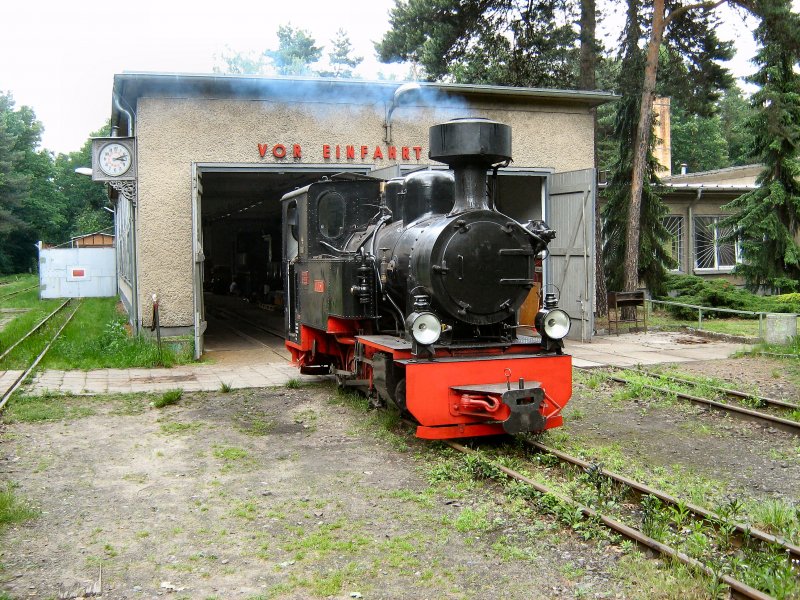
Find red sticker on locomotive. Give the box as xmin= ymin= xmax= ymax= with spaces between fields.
xmin=301 ymin=271 xmax=309 ymax=285
xmin=313 ymin=280 xmax=325 ymax=293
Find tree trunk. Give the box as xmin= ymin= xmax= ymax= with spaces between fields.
xmin=623 ymin=0 xmax=666 ymax=293
xmin=579 ymin=0 xmax=608 ymax=317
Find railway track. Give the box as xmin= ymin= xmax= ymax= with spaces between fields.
xmin=0 ymin=285 xmax=38 ymax=302
xmin=0 ymin=300 xmax=80 ymax=411
xmin=524 ymin=439 xmax=800 ymax=563
xmin=0 ymin=299 xmax=71 ymax=363
xmin=439 ymin=437 xmax=786 ymax=600
xmin=581 ymin=366 xmax=800 ymax=436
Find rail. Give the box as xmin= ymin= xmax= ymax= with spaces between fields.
xmin=443 ymin=439 xmax=774 ymax=600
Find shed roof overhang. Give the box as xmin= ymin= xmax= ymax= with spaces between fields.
xmin=110 ymin=71 xmax=617 ymax=137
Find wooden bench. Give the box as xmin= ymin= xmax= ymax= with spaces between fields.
xmin=607 ymin=291 xmax=647 ymax=335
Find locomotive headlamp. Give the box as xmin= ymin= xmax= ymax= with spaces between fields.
xmin=406 ymin=311 xmax=442 ymax=346
xmin=536 ymin=308 xmax=571 ymax=340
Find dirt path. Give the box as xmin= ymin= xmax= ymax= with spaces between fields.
xmin=1 ymin=386 xmax=629 ymax=600
xmin=2 ymin=355 xmax=799 ymax=599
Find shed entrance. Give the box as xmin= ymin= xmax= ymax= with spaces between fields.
xmin=191 ymin=165 xmax=592 ymax=362
xmin=192 ymin=164 xmax=370 ymax=361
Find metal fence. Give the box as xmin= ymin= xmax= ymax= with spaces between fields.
xmin=645 ymin=298 xmax=792 ymax=341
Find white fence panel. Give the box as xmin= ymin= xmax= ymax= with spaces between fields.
xmin=39 ymin=247 xmax=116 ymax=298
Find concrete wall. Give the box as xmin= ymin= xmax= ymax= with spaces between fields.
xmin=135 ymin=95 xmax=596 ymax=328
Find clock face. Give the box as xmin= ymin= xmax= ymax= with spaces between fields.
xmin=98 ymin=142 xmax=132 ymax=177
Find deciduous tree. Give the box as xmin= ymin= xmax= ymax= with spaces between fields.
xmin=602 ymin=0 xmax=675 ymax=296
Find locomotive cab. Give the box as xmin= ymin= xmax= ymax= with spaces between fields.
xmin=282 ymin=118 xmax=573 ymax=439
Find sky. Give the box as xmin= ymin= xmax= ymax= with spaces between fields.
xmin=0 ymin=0 xmax=793 ymax=155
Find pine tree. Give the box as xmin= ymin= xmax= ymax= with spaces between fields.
xmin=376 ymin=0 xmax=580 ymax=88
xmin=265 ymin=25 xmax=322 ymax=76
xmin=602 ymin=0 xmax=674 ymax=296
xmin=320 ymin=29 xmax=362 ymax=78
xmin=722 ymin=0 xmax=800 ymax=292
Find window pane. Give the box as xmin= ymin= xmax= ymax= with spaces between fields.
xmin=694 ymin=216 xmax=716 ymax=269
xmin=663 ymin=215 xmax=683 ymax=269
xmin=717 ymin=226 xmax=735 ymax=267
xmin=318 ymin=192 xmax=346 ymax=238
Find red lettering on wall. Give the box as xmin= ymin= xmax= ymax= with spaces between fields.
xmin=301 ymin=271 xmax=309 ymax=285
xmin=336 ymin=145 xmax=341 ymax=159
xmin=388 ymin=146 xmax=397 ymax=160
xmin=413 ymin=146 xmax=423 ymax=160
xmin=346 ymin=145 xmax=355 ymax=159
xmin=360 ymin=145 xmax=369 ymax=159
xmin=401 ymin=147 xmax=410 ymax=160
xmin=273 ymin=144 xmax=287 ymax=158
xmin=313 ymin=280 xmax=325 ymax=293
xmin=72 ymin=269 xmax=85 ymax=278
xmin=293 ymin=144 xmax=302 ymax=158
xmin=258 ymin=143 xmax=268 ymax=158
xmin=373 ymin=146 xmax=384 ymax=160
xmin=322 ymin=144 xmax=331 ymax=159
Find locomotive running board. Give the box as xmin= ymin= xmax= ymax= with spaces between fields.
xmin=415 ymin=422 xmax=509 ymax=440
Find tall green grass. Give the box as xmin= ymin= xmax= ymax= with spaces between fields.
xmin=41 ymin=298 xmax=194 ymax=369
xmin=1 ymin=288 xmax=194 ymax=370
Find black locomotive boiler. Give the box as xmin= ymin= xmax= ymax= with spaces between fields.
xmin=282 ymin=118 xmax=573 ymax=439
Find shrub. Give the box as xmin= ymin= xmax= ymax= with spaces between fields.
xmin=659 ymin=275 xmax=800 ymax=319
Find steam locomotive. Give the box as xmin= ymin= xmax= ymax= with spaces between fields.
xmin=281 ymin=118 xmax=572 ymax=439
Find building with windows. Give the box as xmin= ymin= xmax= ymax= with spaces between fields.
xmin=659 ymin=164 xmax=760 ymax=279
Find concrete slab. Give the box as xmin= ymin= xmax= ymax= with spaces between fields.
xmin=14 ymin=330 xmax=749 ymax=398
xmin=568 ymin=331 xmax=749 ymax=368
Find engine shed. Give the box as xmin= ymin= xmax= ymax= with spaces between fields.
xmin=97 ymin=73 xmax=613 ymax=357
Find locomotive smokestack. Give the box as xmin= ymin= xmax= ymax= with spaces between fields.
xmin=429 ymin=118 xmax=512 ymax=214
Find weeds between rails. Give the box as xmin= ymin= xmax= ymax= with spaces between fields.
xmin=448 ymin=434 xmax=800 ymax=599
xmin=0 ymin=299 xmax=71 ymax=363
xmin=582 ymin=366 xmax=800 ymax=436
xmin=437 ymin=438 xmax=778 ymax=599
xmin=523 ymin=439 xmax=800 ymax=561
xmin=0 ymin=302 xmax=81 ymax=411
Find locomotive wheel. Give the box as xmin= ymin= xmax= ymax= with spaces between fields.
xmin=393 ymin=378 xmax=407 ymax=413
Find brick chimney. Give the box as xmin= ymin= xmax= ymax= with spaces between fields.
xmin=652 ymin=96 xmax=672 ymax=177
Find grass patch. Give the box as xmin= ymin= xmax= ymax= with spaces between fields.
xmin=153 ymin=389 xmax=182 ymax=408
xmin=41 ymin=297 xmax=194 ymax=369
xmin=159 ymin=421 xmax=202 ymax=435
xmin=212 ymin=444 xmax=252 ymax=472
xmin=0 ymin=293 xmax=195 ymax=369
xmin=219 ymin=382 xmax=233 ymax=393
xmin=239 ymin=418 xmax=274 ymax=436
xmin=2 ymin=391 xmax=94 ymax=423
xmin=0 ymin=483 xmax=39 ymax=529
xmin=283 ymin=520 xmax=371 ymax=559
xmin=285 ymin=378 xmax=302 ymax=389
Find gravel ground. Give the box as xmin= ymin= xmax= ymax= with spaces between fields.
xmin=1 ymin=353 xmax=798 ymax=600
xmin=1 ymin=386 xmax=630 ymax=600
xmin=564 ymin=356 xmax=800 ymax=502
